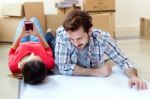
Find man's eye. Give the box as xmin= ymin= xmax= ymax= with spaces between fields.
xmin=77 ymin=38 xmax=82 ymax=40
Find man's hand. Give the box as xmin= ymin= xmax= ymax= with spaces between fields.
xmin=128 ymin=76 xmax=148 ymax=90
xmin=125 ymin=67 xmax=148 ymax=90
xmin=95 ymin=65 xmax=112 ymax=77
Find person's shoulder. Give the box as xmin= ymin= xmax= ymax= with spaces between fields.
xmin=91 ymin=28 xmax=111 ymax=43
xmin=56 ymin=26 xmax=66 ymax=35
xmin=56 ymin=26 xmax=68 ymax=39
xmin=92 ymin=28 xmax=111 ymax=38
xmin=55 ymin=26 xmax=70 ymax=43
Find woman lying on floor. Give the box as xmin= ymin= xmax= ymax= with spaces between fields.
xmin=8 ymin=17 xmax=55 ymax=85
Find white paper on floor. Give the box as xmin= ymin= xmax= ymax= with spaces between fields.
xmin=20 ymin=66 xmax=150 ymax=99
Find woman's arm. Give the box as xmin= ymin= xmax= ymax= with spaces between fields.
xmin=30 ymin=25 xmax=49 ymax=48
xmin=11 ymin=34 xmax=22 ymax=49
xmin=37 ymin=33 xmax=49 ymax=48
xmin=12 ymin=26 xmax=28 ymax=49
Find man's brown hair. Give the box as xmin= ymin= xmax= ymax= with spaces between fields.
xmin=63 ymin=10 xmax=93 ymax=33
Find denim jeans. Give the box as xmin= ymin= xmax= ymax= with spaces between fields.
xmin=14 ymin=17 xmax=56 ymax=54
xmin=45 ymin=32 xmax=56 ymax=54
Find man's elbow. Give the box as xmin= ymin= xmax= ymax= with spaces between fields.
xmin=58 ymin=68 xmax=73 ymax=76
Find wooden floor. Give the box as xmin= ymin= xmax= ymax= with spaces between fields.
xmin=0 ymin=44 xmax=18 ymax=99
xmin=117 ymin=38 xmax=150 ymax=80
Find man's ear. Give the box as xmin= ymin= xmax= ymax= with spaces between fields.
xmin=88 ymin=27 xmax=92 ymax=35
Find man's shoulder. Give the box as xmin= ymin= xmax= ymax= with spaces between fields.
xmin=91 ymin=28 xmax=111 ymax=43
xmin=56 ymin=26 xmax=66 ymax=36
xmin=56 ymin=26 xmax=71 ymax=45
xmin=56 ymin=26 xmax=68 ymax=40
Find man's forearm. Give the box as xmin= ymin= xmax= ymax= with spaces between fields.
xmin=125 ymin=67 xmax=138 ymax=78
xmin=73 ymin=65 xmax=99 ymax=76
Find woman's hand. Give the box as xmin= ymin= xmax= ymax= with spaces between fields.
xmin=19 ymin=26 xmax=30 ymax=38
xmin=29 ymin=24 xmax=40 ymax=37
xmin=28 ymin=24 xmax=49 ymax=48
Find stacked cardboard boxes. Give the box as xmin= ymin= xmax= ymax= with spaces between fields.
xmin=54 ymin=0 xmax=116 ymax=37
xmin=0 ymin=2 xmax=45 ymax=42
xmin=0 ymin=17 xmax=22 ymax=42
xmin=45 ymin=1 xmax=81 ymax=33
xmin=56 ymin=0 xmax=79 ymax=15
xmin=0 ymin=1 xmax=116 ymax=42
xmin=46 ymin=15 xmax=66 ymax=36
xmin=0 ymin=3 xmax=24 ymax=42
xmin=140 ymin=17 xmax=150 ymax=40
xmin=83 ymin=0 xmax=115 ymax=12
xmin=24 ymin=2 xmax=46 ymax=31
xmin=57 ymin=6 xmax=80 ymax=15
xmin=91 ymin=12 xmax=115 ymax=37
xmin=1 ymin=3 xmax=24 ymax=17
xmin=83 ymin=0 xmax=116 ymax=38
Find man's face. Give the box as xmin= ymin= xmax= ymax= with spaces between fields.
xmin=67 ymin=27 xmax=90 ymax=50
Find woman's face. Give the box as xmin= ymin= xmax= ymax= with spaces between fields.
xmin=18 ymin=53 xmax=42 ymax=69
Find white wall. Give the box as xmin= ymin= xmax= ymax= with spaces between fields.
xmin=116 ymin=0 xmax=150 ymax=34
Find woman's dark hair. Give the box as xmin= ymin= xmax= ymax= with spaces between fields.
xmin=63 ymin=9 xmax=93 ymax=33
xmin=22 ymin=60 xmax=47 ymax=85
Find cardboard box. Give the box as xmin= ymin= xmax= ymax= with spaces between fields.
xmin=140 ymin=17 xmax=150 ymax=40
xmin=0 ymin=17 xmax=22 ymax=42
xmin=46 ymin=13 xmax=115 ymax=38
xmin=144 ymin=18 xmax=150 ymax=40
xmin=90 ymin=13 xmax=115 ymax=37
xmin=24 ymin=2 xmax=46 ymax=31
xmin=65 ymin=6 xmax=80 ymax=15
xmin=46 ymin=14 xmax=66 ymax=36
xmin=140 ymin=17 xmax=145 ymax=37
xmin=57 ymin=8 xmax=66 ymax=15
xmin=57 ymin=6 xmax=81 ymax=15
xmin=1 ymin=3 xmax=24 ymax=17
xmin=83 ymin=0 xmax=115 ymax=12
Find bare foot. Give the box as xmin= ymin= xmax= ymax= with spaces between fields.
xmin=46 ymin=28 xmax=52 ymax=33
xmin=46 ymin=28 xmax=56 ymax=37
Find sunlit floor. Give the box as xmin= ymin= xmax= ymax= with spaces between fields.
xmin=117 ymin=39 xmax=150 ymax=80
xmin=0 ymin=35 xmax=150 ymax=99
xmin=0 ymin=44 xmax=18 ymax=99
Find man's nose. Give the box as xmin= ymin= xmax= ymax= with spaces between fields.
xmin=74 ymin=40 xmax=80 ymax=47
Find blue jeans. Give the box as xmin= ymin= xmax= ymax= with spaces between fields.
xmin=14 ymin=17 xmax=56 ymax=54
xmin=45 ymin=32 xmax=55 ymax=54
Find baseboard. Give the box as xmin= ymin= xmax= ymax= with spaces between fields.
xmin=116 ymin=25 xmax=140 ymax=37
